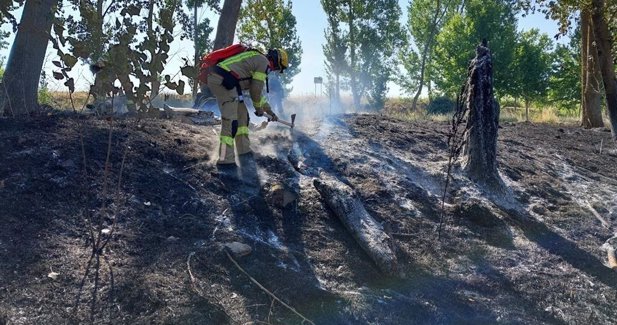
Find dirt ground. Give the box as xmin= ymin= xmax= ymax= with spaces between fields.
xmin=1 ymin=109 xmax=616 ymax=325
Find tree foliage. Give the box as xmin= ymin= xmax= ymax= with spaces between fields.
xmin=548 ymin=41 xmax=581 ymax=112
xmin=322 ymin=0 xmax=347 ymax=105
xmin=0 ymin=0 xmax=23 ymax=50
xmin=50 ymin=0 xmax=182 ymax=110
xmin=511 ymin=28 xmax=554 ymax=113
xmin=177 ymin=0 xmax=217 ymax=97
xmin=433 ymin=0 xmax=518 ymax=97
xmin=399 ymin=0 xmax=458 ymax=109
xmin=322 ymin=0 xmax=403 ymax=109
xmin=237 ymin=0 xmax=302 ymax=91
xmin=0 ymin=0 xmax=24 ymax=29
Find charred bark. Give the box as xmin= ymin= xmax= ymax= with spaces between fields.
xmin=1 ymin=0 xmax=58 ymax=116
xmin=212 ymin=0 xmax=242 ymax=50
xmin=313 ymin=174 xmax=398 ymax=276
xmin=461 ymin=44 xmax=504 ymax=192
xmin=581 ymin=8 xmax=604 ymax=129
xmin=591 ymin=0 xmax=617 ymax=140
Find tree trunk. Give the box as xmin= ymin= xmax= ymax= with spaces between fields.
xmin=411 ymin=0 xmax=441 ymax=111
xmin=346 ymin=0 xmax=360 ymax=110
xmin=462 ymin=44 xmax=504 ymax=192
xmin=212 ymin=0 xmax=242 ymax=50
xmin=313 ymin=174 xmax=398 ymax=276
xmin=192 ymin=3 xmax=199 ymax=98
xmin=581 ymin=8 xmax=604 ymax=128
xmin=335 ymin=72 xmax=341 ymax=108
xmin=591 ymin=0 xmax=617 ymax=140
xmin=525 ymin=98 xmax=530 ymax=122
xmin=91 ymin=0 xmax=108 ymax=102
xmin=147 ymin=0 xmax=161 ymax=100
xmin=1 ymin=0 xmax=58 ymax=116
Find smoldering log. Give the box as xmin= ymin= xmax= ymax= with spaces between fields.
xmin=313 ymin=174 xmax=398 ymax=276
xmin=163 ymin=104 xmax=200 ymax=116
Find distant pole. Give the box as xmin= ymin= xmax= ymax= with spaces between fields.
xmin=314 ymin=77 xmax=323 ymax=98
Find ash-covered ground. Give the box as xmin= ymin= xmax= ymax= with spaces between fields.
xmin=1 ymin=109 xmax=616 ymax=324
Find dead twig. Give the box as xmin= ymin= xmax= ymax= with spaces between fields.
xmin=164 ymin=170 xmax=197 ymax=192
xmin=225 ymin=250 xmax=315 ymax=325
xmin=183 ymin=161 xmax=211 ymax=171
xmin=187 ymin=252 xmax=197 ymax=287
xmin=438 ymin=84 xmax=469 ymax=240
xmin=586 ymin=201 xmax=610 ymax=229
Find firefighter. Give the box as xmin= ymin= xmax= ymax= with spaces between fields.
xmin=207 ymin=48 xmax=288 ymax=166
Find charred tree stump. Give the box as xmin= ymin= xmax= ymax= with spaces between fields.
xmin=461 ymin=43 xmax=504 ymax=192
xmin=313 ymin=174 xmax=398 ymax=276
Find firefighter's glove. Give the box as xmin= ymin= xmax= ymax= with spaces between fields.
xmin=254 ymin=108 xmax=264 ymax=117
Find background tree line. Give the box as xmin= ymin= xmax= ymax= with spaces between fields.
xmin=321 ymin=0 xmax=617 ymax=140
xmin=2 ymin=0 xmax=617 ymax=141
xmin=0 ymin=0 xmax=301 ymax=116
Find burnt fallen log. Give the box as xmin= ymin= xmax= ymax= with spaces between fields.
xmin=313 ymin=174 xmax=398 ymax=276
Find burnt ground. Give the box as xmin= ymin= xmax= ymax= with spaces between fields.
xmin=0 ymin=111 xmax=616 ymax=324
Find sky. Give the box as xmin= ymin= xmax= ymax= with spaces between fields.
xmin=0 ymin=0 xmax=569 ymax=98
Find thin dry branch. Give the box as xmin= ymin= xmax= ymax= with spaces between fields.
xmin=187 ymin=252 xmax=197 ymax=287
xmin=225 ymin=250 xmax=315 ymax=325
xmin=586 ymin=201 xmax=610 ymax=229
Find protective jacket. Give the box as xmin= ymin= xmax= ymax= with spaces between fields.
xmin=207 ymin=50 xmax=276 ymax=165
xmin=213 ymin=50 xmax=274 ymax=114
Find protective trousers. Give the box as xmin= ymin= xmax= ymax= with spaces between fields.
xmin=207 ymin=74 xmax=252 ymax=165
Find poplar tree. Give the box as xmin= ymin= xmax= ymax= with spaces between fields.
xmin=400 ymin=0 xmax=458 ymax=110
xmin=433 ymin=0 xmax=517 ymax=98
xmin=322 ymin=0 xmax=403 ymax=109
xmin=1 ymin=0 xmax=58 ymax=116
xmin=511 ymin=29 xmax=553 ymax=122
xmin=212 ymin=0 xmax=242 ymax=50
xmin=518 ymin=0 xmax=617 ymax=139
xmin=322 ymin=0 xmax=347 ymax=106
xmin=237 ymin=0 xmax=302 ymax=90
xmin=181 ymin=0 xmax=217 ymax=97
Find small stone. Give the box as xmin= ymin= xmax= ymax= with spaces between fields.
xmin=531 ymin=204 xmax=546 ymax=215
xmin=224 ymin=242 xmax=252 ymax=257
xmin=48 ymin=272 xmax=59 ymax=280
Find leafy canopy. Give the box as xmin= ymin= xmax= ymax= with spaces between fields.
xmin=237 ymin=0 xmax=303 ymax=91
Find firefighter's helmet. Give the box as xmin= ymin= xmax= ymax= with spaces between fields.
xmin=267 ymin=48 xmax=288 ymax=72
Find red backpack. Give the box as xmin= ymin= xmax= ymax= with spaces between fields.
xmin=198 ymin=44 xmax=249 ymax=85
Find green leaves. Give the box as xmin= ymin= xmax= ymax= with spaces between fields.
xmin=322 ymin=0 xmax=404 ymax=108
xmin=52 ymin=71 xmax=64 ymax=80
xmin=238 ymin=0 xmax=303 ymax=91
xmin=511 ymin=29 xmax=554 ymax=102
xmin=433 ymin=0 xmax=518 ymax=97
xmin=180 ymin=64 xmax=198 ymax=78
xmin=62 ymin=54 xmax=78 ymax=68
